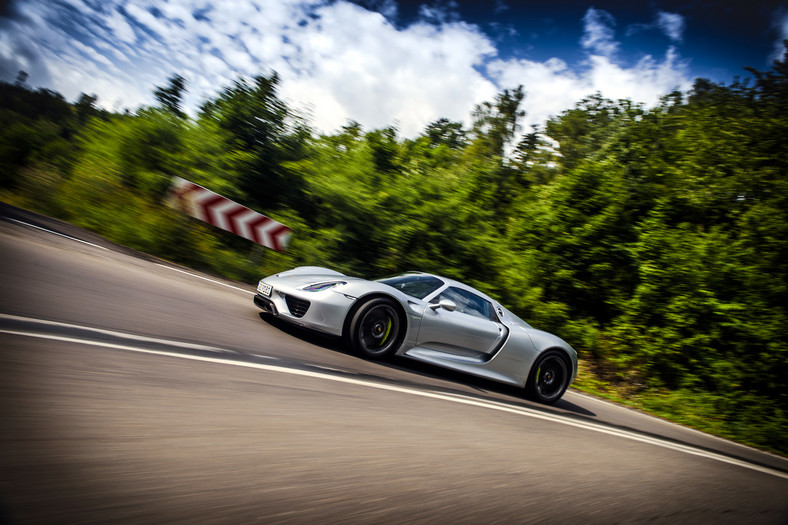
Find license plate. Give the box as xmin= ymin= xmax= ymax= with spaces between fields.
xmin=257 ymin=282 xmax=272 ymax=297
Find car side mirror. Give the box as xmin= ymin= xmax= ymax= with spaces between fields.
xmin=429 ymin=299 xmax=457 ymax=312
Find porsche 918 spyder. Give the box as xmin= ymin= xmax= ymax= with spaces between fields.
xmin=254 ymin=266 xmax=577 ymax=403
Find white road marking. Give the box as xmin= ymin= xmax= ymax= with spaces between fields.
xmin=313 ymin=366 xmax=354 ymax=374
xmin=7 ymin=218 xmax=108 ymax=250
xmin=155 ymin=264 xmax=255 ymax=295
xmin=1 ymin=318 xmax=787 ymax=481
xmin=0 ymin=314 xmax=235 ymax=354
xmin=3 ymin=217 xmax=254 ymax=295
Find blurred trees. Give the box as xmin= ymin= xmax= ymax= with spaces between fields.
xmin=0 ymin=80 xmax=89 ymax=187
xmin=199 ymin=74 xmax=310 ymax=212
xmin=1 ymin=53 xmax=787 ymax=452
xmin=154 ymin=74 xmax=187 ymax=119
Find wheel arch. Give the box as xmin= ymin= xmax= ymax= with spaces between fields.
xmin=538 ymin=346 xmax=573 ymax=374
xmin=525 ymin=329 xmax=579 ymax=385
xmin=342 ymin=292 xmax=409 ymax=344
xmin=525 ymin=346 xmax=575 ymax=403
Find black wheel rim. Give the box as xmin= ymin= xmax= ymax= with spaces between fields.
xmin=358 ymin=304 xmax=399 ymax=355
xmin=535 ymin=355 xmax=567 ymax=401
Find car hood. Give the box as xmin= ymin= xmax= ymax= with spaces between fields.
xmin=264 ymin=267 xmax=422 ymax=306
xmin=266 ymin=267 xmax=364 ymax=289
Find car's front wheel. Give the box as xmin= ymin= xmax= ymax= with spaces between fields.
xmin=526 ymin=350 xmax=570 ymax=404
xmin=348 ymin=297 xmax=402 ymax=359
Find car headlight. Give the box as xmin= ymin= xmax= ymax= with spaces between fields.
xmin=302 ymin=281 xmax=347 ymax=292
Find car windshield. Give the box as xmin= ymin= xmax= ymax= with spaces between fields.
xmin=377 ymin=274 xmax=444 ymax=299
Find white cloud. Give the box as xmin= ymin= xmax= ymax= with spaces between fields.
xmin=275 ymin=2 xmax=498 ymax=136
xmin=494 ymin=0 xmax=509 ymax=16
xmin=581 ymin=8 xmax=618 ymax=57
xmin=358 ymin=0 xmax=399 ymax=21
xmin=419 ymin=1 xmax=461 ymax=25
xmin=71 ymin=39 xmax=115 ymax=68
xmin=104 ymin=7 xmax=137 ymax=45
xmin=657 ymin=11 xmax=685 ymax=43
xmin=489 ymin=36 xmax=692 ymax=128
xmin=123 ymin=3 xmax=171 ymax=42
xmin=772 ymin=10 xmax=788 ymax=61
xmin=586 ymin=48 xmax=691 ymax=102
xmin=487 ymin=57 xmax=586 ymax=127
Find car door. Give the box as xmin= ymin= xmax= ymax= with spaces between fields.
xmin=415 ymin=286 xmax=507 ymax=359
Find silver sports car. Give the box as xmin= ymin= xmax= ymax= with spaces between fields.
xmin=254 ymin=266 xmax=578 ymax=403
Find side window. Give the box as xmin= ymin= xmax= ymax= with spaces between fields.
xmin=432 ymin=287 xmax=495 ymax=321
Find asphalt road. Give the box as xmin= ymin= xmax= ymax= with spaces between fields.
xmin=1 ymin=202 xmax=787 ymax=524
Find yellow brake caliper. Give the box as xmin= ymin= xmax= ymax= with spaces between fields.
xmin=379 ymin=317 xmax=392 ymax=346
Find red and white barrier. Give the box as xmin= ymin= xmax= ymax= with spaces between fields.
xmin=168 ymin=177 xmax=292 ymax=252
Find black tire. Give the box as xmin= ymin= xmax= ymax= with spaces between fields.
xmin=348 ymin=297 xmax=403 ymax=359
xmin=526 ymin=350 xmax=570 ymax=404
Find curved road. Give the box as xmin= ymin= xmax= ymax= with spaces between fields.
xmin=1 ymin=203 xmax=787 ymax=523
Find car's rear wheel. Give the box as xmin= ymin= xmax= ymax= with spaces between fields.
xmin=348 ymin=297 xmax=402 ymax=359
xmin=526 ymin=350 xmax=569 ymax=404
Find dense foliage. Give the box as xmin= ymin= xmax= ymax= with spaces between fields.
xmin=2 ymin=52 xmax=786 ymax=453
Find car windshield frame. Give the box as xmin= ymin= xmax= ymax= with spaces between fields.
xmin=377 ymin=273 xmax=445 ymax=300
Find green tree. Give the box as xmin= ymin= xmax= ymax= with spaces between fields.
xmin=470 ymin=85 xmax=525 ymax=157
xmin=154 ymin=74 xmax=187 ymax=119
xmin=75 ymin=93 xmax=99 ymax=125
xmin=200 ymin=74 xmax=309 ymax=212
xmin=424 ymin=118 xmax=467 ymax=149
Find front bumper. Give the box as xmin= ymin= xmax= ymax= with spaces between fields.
xmin=253 ymin=281 xmax=356 ymax=337
xmin=254 ymin=294 xmax=278 ymax=315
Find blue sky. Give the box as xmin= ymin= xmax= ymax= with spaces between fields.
xmin=384 ymin=1 xmax=785 ymax=81
xmin=1 ymin=0 xmax=785 ymax=137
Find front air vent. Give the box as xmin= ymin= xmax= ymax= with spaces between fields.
xmin=284 ymin=295 xmax=311 ymax=318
